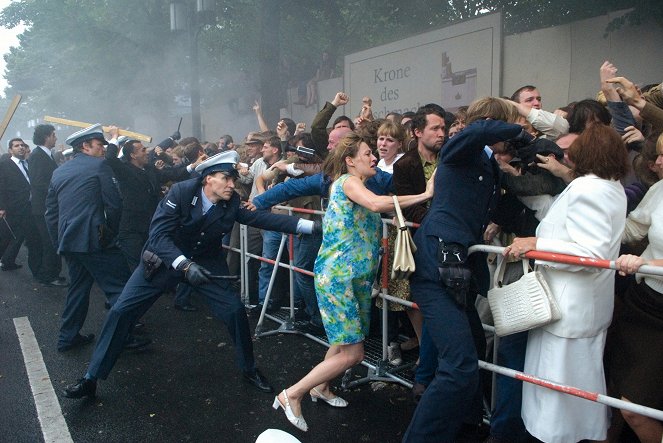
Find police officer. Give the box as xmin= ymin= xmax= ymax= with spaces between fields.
xmin=45 ymin=124 xmax=133 ymax=352
xmin=64 ymin=150 xmax=319 ymax=399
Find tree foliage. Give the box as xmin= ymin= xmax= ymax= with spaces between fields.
xmin=1 ymin=0 xmax=661 ymax=135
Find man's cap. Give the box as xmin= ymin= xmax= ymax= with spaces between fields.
xmin=245 ymin=138 xmax=262 ymax=145
xmin=195 ymin=150 xmax=240 ymax=178
xmin=65 ymin=124 xmax=108 ymax=147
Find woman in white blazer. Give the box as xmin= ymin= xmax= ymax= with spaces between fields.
xmin=505 ymin=124 xmax=629 ymax=443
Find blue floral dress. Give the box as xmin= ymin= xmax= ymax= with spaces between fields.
xmin=313 ymin=174 xmax=382 ymax=345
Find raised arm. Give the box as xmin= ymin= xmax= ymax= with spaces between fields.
xmin=342 ymin=174 xmax=433 ymax=213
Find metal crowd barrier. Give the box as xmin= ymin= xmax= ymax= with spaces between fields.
xmin=224 ymin=205 xmax=663 ymax=423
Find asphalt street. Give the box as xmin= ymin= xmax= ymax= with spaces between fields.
xmin=0 ymin=249 xmax=418 ymax=443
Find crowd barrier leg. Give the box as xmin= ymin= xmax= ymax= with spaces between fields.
xmin=254 ymin=233 xmax=289 ymax=337
xmin=239 ymin=224 xmax=248 ymax=305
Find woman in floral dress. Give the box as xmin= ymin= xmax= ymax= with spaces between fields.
xmin=273 ymin=132 xmax=434 ymax=432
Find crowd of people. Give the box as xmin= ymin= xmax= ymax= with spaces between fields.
xmin=0 ymin=59 xmax=662 ymax=443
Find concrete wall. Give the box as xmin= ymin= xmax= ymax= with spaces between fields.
xmin=503 ymin=10 xmax=663 ymax=110
xmin=285 ymin=10 xmax=663 ymax=126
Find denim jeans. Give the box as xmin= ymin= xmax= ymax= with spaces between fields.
xmin=257 ymin=230 xmax=285 ymax=305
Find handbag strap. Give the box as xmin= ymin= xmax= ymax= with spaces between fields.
xmin=392 ymin=195 xmax=407 ymax=230
xmin=494 ymin=255 xmax=531 ymax=288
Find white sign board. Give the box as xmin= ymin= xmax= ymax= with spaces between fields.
xmin=344 ymin=12 xmax=502 ymax=117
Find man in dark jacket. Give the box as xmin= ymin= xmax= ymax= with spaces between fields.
xmin=29 ymin=124 xmax=66 ymax=286
xmin=45 ymin=124 xmax=132 ymax=352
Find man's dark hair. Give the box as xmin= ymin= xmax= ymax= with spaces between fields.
xmin=178 ymin=136 xmax=200 ymax=147
xmin=33 ymin=124 xmax=55 ymax=145
xmin=266 ymin=136 xmax=281 ymax=150
xmin=567 ymin=99 xmax=611 ymax=134
xmin=122 ymin=140 xmax=141 ymax=158
xmin=8 ymin=137 xmax=24 ymax=150
xmin=511 ymin=85 xmax=537 ymax=103
xmin=183 ymin=142 xmax=204 ymax=162
xmin=332 ymin=115 xmax=355 ymax=131
xmin=412 ymin=104 xmax=446 ymax=135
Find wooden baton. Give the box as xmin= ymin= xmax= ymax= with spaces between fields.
xmin=44 ymin=115 xmax=152 ymax=143
xmin=0 ymin=94 xmax=22 ymax=141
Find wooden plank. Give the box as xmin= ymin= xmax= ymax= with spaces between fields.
xmin=0 ymin=94 xmax=22 ymax=141
xmin=43 ymin=115 xmax=152 ymax=143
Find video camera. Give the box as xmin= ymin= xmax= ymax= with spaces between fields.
xmin=285 ymin=145 xmax=317 ymax=162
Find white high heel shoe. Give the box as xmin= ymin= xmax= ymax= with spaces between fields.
xmin=273 ymin=389 xmax=308 ymax=432
xmin=310 ymin=387 xmax=348 ymax=408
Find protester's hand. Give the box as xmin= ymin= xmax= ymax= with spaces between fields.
xmin=243 ymin=201 xmax=257 ymax=211
xmin=253 ymin=100 xmax=261 ymax=112
xmin=108 ymin=125 xmax=120 ymax=140
xmin=615 ymin=254 xmax=645 ymax=276
xmin=276 ymin=120 xmax=288 ymax=140
xmin=622 ymin=125 xmax=644 ymax=144
xmin=331 ymin=92 xmax=349 ymax=107
xmin=271 ymin=160 xmax=289 ymax=172
xmin=606 ymin=76 xmax=646 ymax=109
xmin=600 ymin=61 xmax=618 ymax=84
xmin=154 ymin=146 xmax=163 ymax=156
xmin=425 ymin=168 xmax=436 ymax=198
xmin=535 ymin=154 xmax=573 ymax=183
xmin=503 ymin=237 xmax=537 ymax=258
xmin=154 ymin=159 xmax=165 ymax=170
xmin=483 ymin=222 xmax=501 ymax=244
xmin=496 ymin=158 xmax=521 ymax=176
xmin=295 ymin=122 xmax=306 ymax=135
xmin=190 ymin=154 xmax=208 ymax=169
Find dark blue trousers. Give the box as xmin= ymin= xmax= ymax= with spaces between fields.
xmin=293 ymin=232 xmax=323 ymax=326
xmin=59 ymin=248 xmax=130 ymax=348
xmin=87 ymin=263 xmax=256 ymax=380
xmin=403 ymin=279 xmax=479 ymax=443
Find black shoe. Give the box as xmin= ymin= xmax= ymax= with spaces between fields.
xmin=124 ymin=335 xmax=152 ymax=350
xmin=1 ymin=263 xmax=22 ymax=271
xmin=58 ymin=333 xmax=95 ymax=352
xmin=40 ymin=279 xmax=68 ymax=287
xmin=242 ymin=369 xmax=273 ymax=393
xmin=174 ymin=303 xmax=198 ymax=312
xmin=64 ymin=378 xmax=97 ymax=399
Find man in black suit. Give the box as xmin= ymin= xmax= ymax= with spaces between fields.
xmin=0 ymin=138 xmax=41 ymax=273
xmin=29 ymin=124 xmax=66 ymax=286
xmin=402 ymin=98 xmax=523 ymax=442
xmin=45 ymin=124 xmax=134 ymax=352
xmin=104 ymin=127 xmax=193 ymax=270
xmin=63 ymin=151 xmax=320 ymax=399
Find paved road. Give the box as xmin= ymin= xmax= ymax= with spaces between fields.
xmin=0 ymin=250 xmax=417 ymax=443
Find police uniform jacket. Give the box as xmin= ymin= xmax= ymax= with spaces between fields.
xmin=412 ymin=119 xmax=522 ymax=287
xmin=145 ymin=178 xmax=300 ymax=278
xmin=45 ymin=153 xmax=123 ymax=253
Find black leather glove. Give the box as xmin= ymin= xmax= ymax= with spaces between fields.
xmin=170 ymin=131 xmax=181 ymax=141
xmin=312 ymin=220 xmax=322 ymax=235
xmin=178 ymin=260 xmax=211 ymax=286
xmin=506 ymin=129 xmax=535 ymax=149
